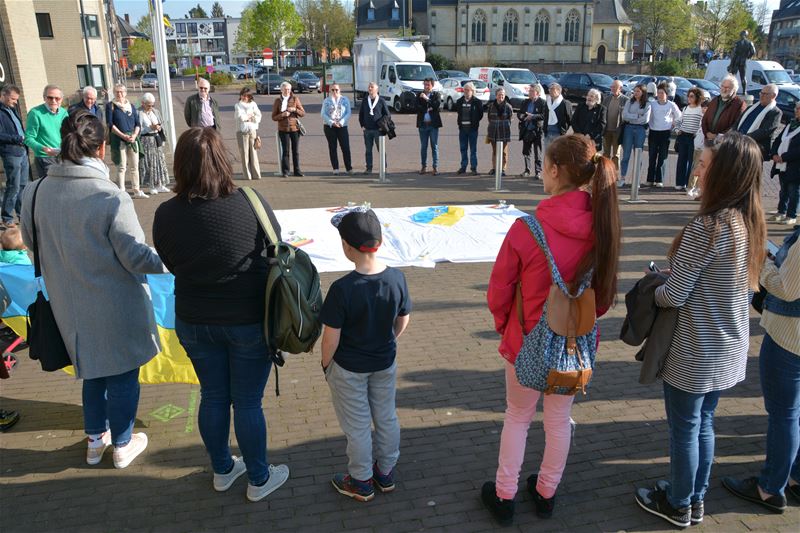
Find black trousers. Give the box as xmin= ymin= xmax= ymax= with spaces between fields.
xmin=647 ymin=129 xmax=671 ymax=184
xmin=521 ymin=134 xmax=543 ymax=174
xmin=278 ymin=131 xmax=300 ymax=175
xmin=323 ymin=125 xmax=352 ymax=171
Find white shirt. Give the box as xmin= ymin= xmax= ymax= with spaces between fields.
xmin=235 ymin=100 xmax=262 ymax=133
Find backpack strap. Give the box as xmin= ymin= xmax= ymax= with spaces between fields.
xmin=521 ymin=214 xmax=593 ymax=298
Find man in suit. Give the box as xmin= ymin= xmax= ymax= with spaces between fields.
xmin=517 ymin=83 xmax=547 ymax=179
xmin=736 ymin=83 xmax=782 ymax=160
xmin=602 ymin=80 xmax=630 ymax=171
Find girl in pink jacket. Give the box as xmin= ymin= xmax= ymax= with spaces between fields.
xmin=482 ymin=135 xmax=621 ymax=525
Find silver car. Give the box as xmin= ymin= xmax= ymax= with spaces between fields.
xmin=440 ymin=78 xmax=490 ymax=110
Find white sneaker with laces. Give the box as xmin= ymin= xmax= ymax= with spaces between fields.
xmin=132 ymin=190 xmax=149 ymax=199
xmin=113 ymin=432 xmax=148 ymax=469
xmin=86 ymin=432 xmax=112 ymax=465
xmin=158 ymin=185 xmax=171 ymax=193
xmin=149 ymin=188 xmax=159 ymax=195
xmin=783 ymin=218 xmax=797 ymax=225
xmin=333 ymin=169 xmax=339 ymax=175
xmin=214 ymin=456 xmax=247 ymax=492
xmin=246 ymin=464 xmax=289 ymax=502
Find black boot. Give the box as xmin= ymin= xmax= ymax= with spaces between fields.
xmin=481 ymin=481 xmax=514 ymax=526
xmin=527 ymin=474 xmax=556 ymax=518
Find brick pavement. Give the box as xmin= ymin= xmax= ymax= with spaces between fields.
xmin=0 ymin=87 xmax=797 ymax=532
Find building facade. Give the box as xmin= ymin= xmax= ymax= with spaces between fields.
xmin=769 ymin=0 xmax=800 ymax=70
xmin=0 ymin=0 xmax=113 ymax=116
xmin=357 ymin=0 xmax=632 ymax=67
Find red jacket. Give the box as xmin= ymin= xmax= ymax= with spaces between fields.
xmin=487 ymin=190 xmax=606 ymax=364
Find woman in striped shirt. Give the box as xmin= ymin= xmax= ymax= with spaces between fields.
xmin=723 ymin=227 xmax=800 ymax=513
xmin=673 ymin=88 xmax=705 ymax=191
xmin=635 ymin=133 xmax=767 ymax=528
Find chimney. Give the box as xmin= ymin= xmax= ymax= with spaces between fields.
xmin=124 ymin=14 xmax=130 ymax=23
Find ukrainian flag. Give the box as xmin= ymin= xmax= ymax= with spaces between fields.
xmin=410 ymin=206 xmax=466 ymax=226
xmin=0 ymin=264 xmax=198 ymax=385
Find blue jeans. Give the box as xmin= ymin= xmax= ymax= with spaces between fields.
xmin=759 ymin=334 xmax=800 ymax=496
xmin=418 ymin=125 xmax=439 ymax=168
xmin=175 ymin=319 xmax=273 ymax=485
xmin=621 ymin=125 xmax=647 ymax=178
xmin=777 ymin=174 xmax=799 ymax=219
xmin=1 ymin=152 xmax=29 ymax=224
xmin=82 ymin=367 xmax=140 ymax=447
xmin=674 ymin=133 xmax=694 ymax=188
xmin=459 ymin=128 xmax=479 ymax=171
xmin=663 ymin=381 xmax=721 ymax=508
xmin=363 ymin=129 xmax=380 ymax=171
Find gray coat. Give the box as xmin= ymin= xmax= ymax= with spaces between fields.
xmin=20 ymin=161 xmax=165 ymax=379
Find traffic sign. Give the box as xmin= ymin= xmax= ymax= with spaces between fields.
xmin=206 ymin=65 xmax=214 ymax=73
xmin=262 ymin=48 xmax=273 ymax=59
xmin=192 ymin=57 xmax=201 ymax=67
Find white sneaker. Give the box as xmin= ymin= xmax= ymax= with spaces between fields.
xmin=158 ymin=185 xmax=171 ymax=193
xmin=149 ymin=188 xmax=159 ymax=195
xmin=783 ymin=218 xmax=797 ymax=225
xmin=333 ymin=169 xmax=339 ymax=175
xmin=214 ymin=456 xmax=247 ymax=492
xmin=771 ymin=214 xmax=787 ymax=222
xmin=132 ymin=190 xmax=149 ymax=199
xmin=246 ymin=464 xmax=289 ymax=502
xmin=654 ymin=182 xmax=664 ymax=188
xmin=113 ymin=432 xmax=148 ymax=469
xmin=86 ymin=431 xmax=112 ymax=465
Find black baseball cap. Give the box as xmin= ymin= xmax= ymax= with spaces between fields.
xmin=330 ymin=207 xmax=382 ymax=252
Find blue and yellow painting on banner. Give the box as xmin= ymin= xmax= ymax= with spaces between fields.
xmin=0 ymin=263 xmax=198 ymax=385
xmin=410 ymin=206 xmax=465 ymax=226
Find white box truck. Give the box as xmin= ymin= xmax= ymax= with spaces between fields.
xmin=468 ymin=67 xmax=537 ymax=109
xmin=705 ymin=59 xmax=796 ymax=93
xmin=352 ymin=36 xmax=441 ymax=112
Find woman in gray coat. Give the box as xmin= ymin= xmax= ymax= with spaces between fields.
xmin=20 ymin=110 xmax=165 ymax=469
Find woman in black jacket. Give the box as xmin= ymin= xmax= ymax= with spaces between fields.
xmin=572 ymin=89 xmax=606 ymax=151
xmin=517 ymin=83 xmax=547 ymax=178
xmin=453 ymin=82 xmax=484 ymax=175
xmin=486 ymin=87 xmax=514 ymax=176
xmin=770 ymin=101 xmax=800 ymax=225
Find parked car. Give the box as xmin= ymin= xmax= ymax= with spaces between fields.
xmin=615 ymin=73 xmax=635 ymax=82
xmin=233 ymin=65 xmax=257 ymax=79
xmin=292 ymin=71 xmax=320 ymax=92
xmin=533 ymin=73 xmax=558 ymax=93
xmin=255 ymin=73 xmax=286 ymax=95
xmin=623 ymin=74 xmax=655 ymax=90
xmin=140 ymin=73 xmax=158 ymax=88
xmin=439 ymin=78 xmax=490 ymax=110
xmin=791 ymin=73 xmax=800 ymax=85
xmin=558 ymin=72 xmax=616 ymax=102
xmin=686 ymin=78 xmax=721 ymax=99
xmin=550 ymin=72 xmax=566 ymax=80
xmin=436 ymin=69 xmax=469 ymax=80
xmin=747 ymin=85 xmax=800 ymax=123
xmin=661 ymin=76 xmax=710 ymax=107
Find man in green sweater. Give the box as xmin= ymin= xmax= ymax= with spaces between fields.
xmin=25 ymin=84 xmax=68 ymax=179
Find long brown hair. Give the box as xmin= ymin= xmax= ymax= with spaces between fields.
xmin=546 ymin=135 xmax=621 ymax=308
xmin=633 ymin=84 xmax=648 ymax=108
xmin=668 ymin=132 xmax=766 ymax=289
xmin=173 ymin=127 xmax=235 ymax=200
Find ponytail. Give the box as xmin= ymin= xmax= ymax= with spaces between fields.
xmin=60 ymin=109 xmax=106 ymax=164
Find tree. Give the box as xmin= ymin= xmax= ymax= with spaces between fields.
xmin=127 ymin=38 xmax=154 ymax=72
xmin=211 ymin=2 xmax=225 ymax=17
xmin=187 ymin=3 xmax=208 ymax=18
xmin=235 ymin=0 xmax=304 ymax=57
xmin=296 ymin=0 xmax=355 ymax=60
xmin=629 ymin=0 xmax=696 ymax=71
xmin=694 ymin=0 xmax=756 ymax=56
xmin=135 ymin=15 xmax=152 ymax=36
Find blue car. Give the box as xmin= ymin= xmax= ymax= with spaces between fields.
xmin=747 ymin=86 xmax=800 ymax=124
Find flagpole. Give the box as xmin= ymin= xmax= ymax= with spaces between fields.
xmin=151 ymin=0 xmax=177 ymax=152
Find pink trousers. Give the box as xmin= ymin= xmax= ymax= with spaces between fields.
xmin=495 ymin=362 xmax=575 ymax=500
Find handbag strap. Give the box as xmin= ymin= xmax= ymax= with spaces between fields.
xmin=520 ymin=214 xmax=593 ymax=298
xmin=29 ymin=177 xmax=48 ymax=278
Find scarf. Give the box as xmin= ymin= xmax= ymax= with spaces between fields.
xmin=368 ymin=95 xmax=379 ymax=116
xmin=547 ymin=95 xmax=563 ymax=125
xmin=738 ymin=100 xmax=778 ymax=134
xmin=331 ymin=96 xmax=342 ymax=122
xmin=113 ymin=100 xmax=132 ymax=114
xmin=280 ymin=95 xmax=290 ymax=112
xmin=776 ymin=122 xmax=800 ymax=171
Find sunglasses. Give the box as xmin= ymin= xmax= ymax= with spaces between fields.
xmin=46 ymin=96 xmax=62 ymax=100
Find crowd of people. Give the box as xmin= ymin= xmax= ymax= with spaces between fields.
xmin=0 ymin=75 xmax=798 ymax=527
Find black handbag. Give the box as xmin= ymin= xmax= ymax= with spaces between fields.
xmin=26 ymin=178 xmax=72 ymax=372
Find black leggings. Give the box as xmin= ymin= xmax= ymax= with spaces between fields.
xmin=323 ymin=125 xmax=352 ymax=171
xmin=278 ymin=131 xmax=300 ymax=174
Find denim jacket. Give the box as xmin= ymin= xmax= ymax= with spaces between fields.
xmin=764 ymin=227 xmax=800 ymax=317
xmin=321 ymin=95 xmax=351 ymax=128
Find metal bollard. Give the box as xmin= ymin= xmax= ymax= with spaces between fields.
xmin=378 ymin=135 xmax=387 ymax=183
xmin=490 ymin=141 xmax=508 ymax=192
xmin=181 ymin=80 xmax=185 ymax=91
xmin=627 ymin=147 xmax=647 ymax=203
xmin=274 ymin=131 xmax=283 ymax=176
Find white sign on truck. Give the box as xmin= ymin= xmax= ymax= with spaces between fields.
xmin=352 ymin=36 xmax=441 ymax=113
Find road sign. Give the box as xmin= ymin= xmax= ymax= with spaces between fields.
xmin=192 ymin=57 xmax=201 ymax=67
xmin=206 ymin=65 xmax=214 ymax=73
xmin=262 ymin=48 xmax=273 ymax=59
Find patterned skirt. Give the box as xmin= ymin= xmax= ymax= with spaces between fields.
xmin=139 ymin=135 xmax=169 ymax=189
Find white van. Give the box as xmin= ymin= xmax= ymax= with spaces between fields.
xmin=704 ymin=59 xmax=795 ymax=93
xmin=468 ymin=67 xmax=537 ymax=109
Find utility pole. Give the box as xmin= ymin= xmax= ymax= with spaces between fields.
xmin=79 ymin=0 xmax=95 ymax=87
xmin=151 ymin=0 xmax=177 ymax=152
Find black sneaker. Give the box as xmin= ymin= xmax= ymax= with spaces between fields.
xmin=372 ymin=462 xmax=395 ymax=493
xmin=787 ymin=483 xmax=800 ymax=504
xmin=527 ymin=474 xmax=556 ymax=518
xmin=635 ymin=487 xmax=690 ymax=528
xmin=656 ymin=480 xmax=702 ymax=524
xmin=481 ymin=481 xmax=514 ymax=526
xmin=722 ymin=476 xmax=787 ymax=513
xmin=456 ymin=168 xmax=466 ymax=175
xmin=470 ymin=168 xmax=478 ymax=175
xmin=293 ymin=171 xmax=304 ymax=177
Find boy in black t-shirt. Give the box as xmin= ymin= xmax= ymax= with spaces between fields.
xmin=321 ymin=208 xmax=411 ymax=502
